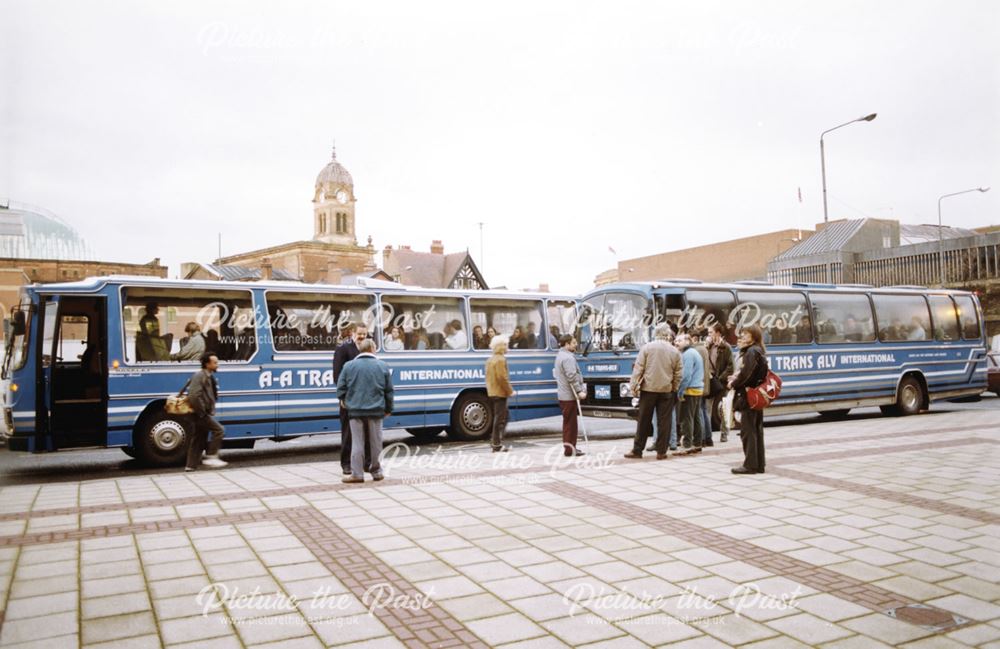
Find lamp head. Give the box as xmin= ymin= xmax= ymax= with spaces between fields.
xmin=860 ymin=113 xmax=877 ymax=122
xmin=979 ymin=187 xmax=990 ymax=193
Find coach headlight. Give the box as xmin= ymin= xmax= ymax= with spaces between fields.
xmin=620 ymin=383 xmax=632 ymax=398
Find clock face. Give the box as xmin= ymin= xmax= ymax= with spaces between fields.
xmin=336 ymin=190 xmax=348 ymax=204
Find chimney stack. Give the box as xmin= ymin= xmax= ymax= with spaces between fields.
xmin=260 ymin=258 xmax=273 ymax=281
xmin=430 ymin=240 xmax=444 ymax=255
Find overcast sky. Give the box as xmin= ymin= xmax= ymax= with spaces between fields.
xmin=2 ymin=1 xmax=998 ymax=294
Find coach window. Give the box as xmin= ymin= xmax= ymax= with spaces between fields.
xmin=928 ymin=295 xmax=961 ymax=342
xmin=601 ymin=292 xmax=651 ymax=351
xmin=684 ymin=290 xmax=737 ymax=344
xmin=546 ymin=300 xmax=578 ymax=349
xmin=954 ymin=295 xmax=981 ymax=340
xmin=873 ymin=294 xmax=931 ymax=342
xmin=379 ymin=295 xmax=468 ymax=351
xmin=122 ymin=287 xmax=257 ymax=363
xmin=735 ymin=291 xmax=811 ymax=345
xmin=470 ymin=298 xmax=545 ymax=350
xmin=266 ymin=292 xmax=374 ymax=352
xmin=809 ymin=293 xmax=876 ymax=344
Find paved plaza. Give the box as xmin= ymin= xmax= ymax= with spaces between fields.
xmin=0 ymin=406 xmax=998 ymax=648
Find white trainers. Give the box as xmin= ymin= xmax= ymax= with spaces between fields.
xmin=202 ymin=456 xmax=228 ymax=468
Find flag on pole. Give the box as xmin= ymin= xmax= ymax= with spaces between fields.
xmin=608 ymin=246 xmax=617 ymax=255
xmin=797 ymin=187 xmax=803 ymax=203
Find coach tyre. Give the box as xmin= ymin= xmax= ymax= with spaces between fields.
xmin=890 ymin=375 xmax=924 ymax=416
xmin=448 ymin=392 xmax=493 ymax=441
xmin=135 ymin=410 xmax=191 ymax=467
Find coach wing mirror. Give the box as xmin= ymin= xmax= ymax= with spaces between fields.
xmin=9 ymin=311 xmax=26 ymax=337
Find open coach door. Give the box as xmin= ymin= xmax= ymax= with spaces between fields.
xmin=36 ymin=294 xmax=109 ymax=450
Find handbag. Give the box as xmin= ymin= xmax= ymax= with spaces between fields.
xmin=745 ymin=370 xmax=782 ymax=410
xmin=165 ymin=378 xmax=194 ymax=415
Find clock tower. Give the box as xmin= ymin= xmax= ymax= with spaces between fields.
xmin=313 ymin=144 xmax=357 ymax=245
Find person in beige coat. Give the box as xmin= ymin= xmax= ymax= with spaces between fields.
xmin=485 ymin=335 xmax=515 ymax=452
xmin=625 ymin=325 xmax=683 ymax=459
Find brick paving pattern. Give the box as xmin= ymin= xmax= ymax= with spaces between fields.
xmin=0 ymin=410 xmax=996 ymax=647
xmin=541 ymin=480 xmax=938 ymax=615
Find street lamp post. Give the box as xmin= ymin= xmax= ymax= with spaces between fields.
xmin=820 ymin=112 xmax=877 ymax=282
xmin=937 ymin=187 xmax=990 ymax=286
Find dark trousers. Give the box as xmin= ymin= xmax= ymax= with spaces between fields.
xmin=186 ymin=414 xmax=224 ymax=469
xmin=633 ymin=391 xmax=675 ymax=455
xmin=490 ymin=397 xmax=509 ymax=450
xmin=739 ymin=407 xmax=765 ymax=471
xmin=558 ymin=400 xmax=579 ymax=456
xmin=679 ymin=394 xmax=703 ymax=448
xmin=340 ymin=406 xmax=371 ymax=472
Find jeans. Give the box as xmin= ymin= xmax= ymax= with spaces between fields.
xmin=650 ymin=406 xmax=678 ymax=450
xmin=679 ymin=394 xmax=704 ymax=448
xmin=186 ymin=413 xmax=224 ymax=469
xmin=349 ymin=417 xmax=384 ymax=479
xmin=490 ymin=397 xmax=508 ymax=450
xmin=701 ymin=397 xmax=712 ymax=445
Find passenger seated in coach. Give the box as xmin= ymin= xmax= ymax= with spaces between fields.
xmin=472 ymin=325 xmax=488 ymax=350
xmin=384 ymin=326 xmax=405 ymax=351
xmin=509 ymin=326 xmax=526 ymax=349
xmin=907 ymin=316 xmax=928 ymax=341
xmin=412 ymin=328 xmax=430 ymax=350
xmin=443 ymin=320 xmax=468 ymax=350
xmin=881 ymin=318 xmax=906 ymax=341
xmin=548 ymin=325 xmax=560 ymax=348
xmin=771 ymin=318 xmax=790 ymax=344
xmin=843 ymin=315 xmax=864 ymax=342
xmin=524 ymin=322 xmax=539 ymax=348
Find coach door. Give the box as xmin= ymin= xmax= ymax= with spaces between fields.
xmin=38 ymin=295 xmax=109 ymax=449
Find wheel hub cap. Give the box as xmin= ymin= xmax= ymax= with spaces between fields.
xmin=151 ymin=420 xmax=185 ymax=451
xmin=463 ymin=403 xmax=488 ymax=431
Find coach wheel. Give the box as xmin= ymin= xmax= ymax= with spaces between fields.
xmin=447 ymin=393 xmax=492 ymax=441
xmin=406 ymin=427 xmax=446 ymax=442
xmin=135 ymin=410 xmax=191 ymax=467
xmin=818 ymin=409 xmax=851 ymax=420
xmin=891 ymin=376 xmax=924 ymax=416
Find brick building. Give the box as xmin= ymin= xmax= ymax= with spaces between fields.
xmin=597 ymin=228 xmax=813 ymax=286
xmin=382 ymin=241 xmax=488 ymax=289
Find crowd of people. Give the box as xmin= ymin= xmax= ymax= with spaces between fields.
xmin=180 ymin=319 xmax=768 ymax=478
xmin=621 ymin=322 xmax=768 ymax=474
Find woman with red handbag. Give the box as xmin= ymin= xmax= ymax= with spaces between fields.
xmin=728 ymin=325 xmax=769 ymax=474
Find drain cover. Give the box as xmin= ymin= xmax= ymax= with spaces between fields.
xmin=886 ymin=604 xmax=968 ymax=631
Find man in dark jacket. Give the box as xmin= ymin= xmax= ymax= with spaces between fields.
xmin=333 ymin=324 xmax=371 ymax=474
xmin=707 ymin=323 xmax=735 ymax=443
xmin=337 ymin=339 xmax=393 ymax=483
xmin=185 ymin=352 xmax=228 ymax=471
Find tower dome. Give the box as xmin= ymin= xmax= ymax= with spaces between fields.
xmin=315 ymin=145 xmax=353 ymax=188
xmin=0 ymin=200 xmax=94 ymax=260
